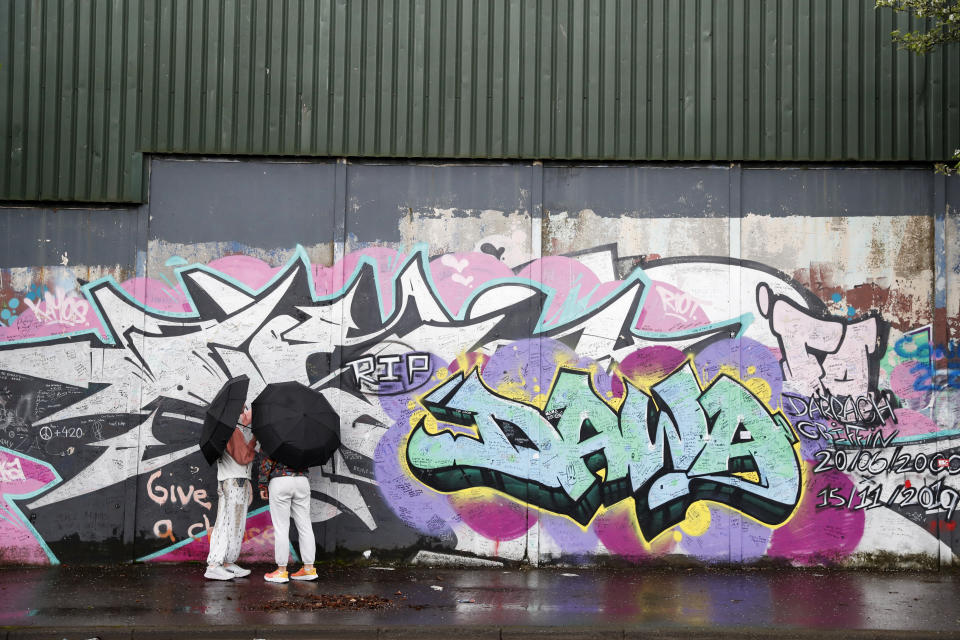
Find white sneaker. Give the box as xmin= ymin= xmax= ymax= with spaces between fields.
xmin=204 ymin=565 xmax=235 ymax=581
xmin=224 ymin=563 xmax=251 ymax=577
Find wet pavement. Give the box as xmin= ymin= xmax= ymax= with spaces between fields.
xmin=1 ymin=564 xmax=959 ymax=639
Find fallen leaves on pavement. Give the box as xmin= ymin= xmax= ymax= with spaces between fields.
xmin=249 ymin=593 xmax=393 ymax=611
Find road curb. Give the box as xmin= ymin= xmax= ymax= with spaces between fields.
xmin=5 ymin=626 xmax=960 ymax=640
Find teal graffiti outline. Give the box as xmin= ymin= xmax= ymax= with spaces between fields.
xmin=0 ymin=245 xmax=749 ymax=350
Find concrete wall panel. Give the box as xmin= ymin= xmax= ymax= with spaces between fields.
xmin=1 ymin=158 xmax=958 ymax=569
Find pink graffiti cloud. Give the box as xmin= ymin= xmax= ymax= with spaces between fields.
xmin=515 ymin=257 xmax=605 ymax=328
xmin=586 ymin=280 xmax=625 ymax=306
xmin=593 ymin=504 xmax=677 ymax=562
xmin=890 ymin=362 xmax=933 ymax=408
xmin=206 ymin=255 xmax=283 ymax=291
xmin=0 ymin=449 xmax=59 ymax=564
xmin=884 ymin=408 xmax=938 ymax=438
xmin=429 ymin=252 xmax=514 ymax=315
xmin=766 ymin=465 xmax=864 ymax=564
xmin=312 ymin=264 xmax=336 ymax=296
xmin=121 ymin=277 xmax=190 ymax=313
xmin=324 ymin=248 xmax=403 ymax=313
xmin=611 ymin=346 xmax=688 ymax=398
xmin=124 ymin=256 xmax=282 ymax=314
xmin=636 ymin=280 xmax=711 ymax=333
xmin=448 ymin=492 xmax=536 ymax=542
xmin=0 ymin=307 xmax=97 ymax=342
xmin=142 ymin=508 xmax=278 ymax=564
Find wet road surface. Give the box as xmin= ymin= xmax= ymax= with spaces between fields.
xmin=1 ymin=564 xmax=959 ymax=638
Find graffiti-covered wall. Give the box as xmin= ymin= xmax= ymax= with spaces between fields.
xmin=1 ymin=158 xmax=958 ymax=567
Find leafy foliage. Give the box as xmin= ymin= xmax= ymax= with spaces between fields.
xmin=875 ymin=2 xmax=959 ymax=171
xmin=875 ymin=0 xmax=960 ymax=53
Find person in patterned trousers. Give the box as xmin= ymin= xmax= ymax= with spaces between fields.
xmin=204 ymin=404 xmax=257 ymax=581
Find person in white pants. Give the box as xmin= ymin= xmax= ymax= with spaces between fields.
xmin=204 ymin=405 xmax=257 ymax=581
xmin=258 ymin=455 xmax=316 ymax=583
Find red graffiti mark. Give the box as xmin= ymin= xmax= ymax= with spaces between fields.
xmin=904 ymin=479 xmax=912 ymax=488
xmin=927 ymin=519 xmax=957 ymax=534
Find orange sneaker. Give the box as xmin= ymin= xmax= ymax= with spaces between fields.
xmin=264 ymin=568 xmax=289 ymax=583
xmin=291 ymin=567 xmax=318 ymax=581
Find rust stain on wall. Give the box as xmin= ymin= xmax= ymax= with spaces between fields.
xmin=793 ymin=265 xmax=930 ymax=332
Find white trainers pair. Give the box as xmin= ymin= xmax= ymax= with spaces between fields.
xmin=204 ymin=563 xmax=251 ymax=580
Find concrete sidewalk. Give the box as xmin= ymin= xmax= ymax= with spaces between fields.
xmin=1 ymin=564 xmax=959 ymax=639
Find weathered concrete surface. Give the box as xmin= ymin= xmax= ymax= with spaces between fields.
xmin=1 ymin=565 xmax=959 ymax=639
xmin=1 ymin=158 xmax=960 ymax=571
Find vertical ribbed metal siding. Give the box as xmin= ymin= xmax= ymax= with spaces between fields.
xmin=2 ymin=0 xmax=959 ymax=203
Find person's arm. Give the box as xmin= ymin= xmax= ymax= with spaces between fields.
xmin=258 ymin=457 xmax=272 ymax=498
xmin=242 ymin=405 xmax=263 ymax=491
xmin=243 ymin=431 xmax=257 ymax=459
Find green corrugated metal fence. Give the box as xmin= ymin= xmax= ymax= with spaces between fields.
xmin=2 ymin=0 xmax=959 ymax=203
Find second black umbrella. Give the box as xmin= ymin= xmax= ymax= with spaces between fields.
xmin=251 ymin=381 xmax=340 ymax=469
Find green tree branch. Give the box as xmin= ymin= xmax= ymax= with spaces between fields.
xmin=875 ymin=1 xmax=960 ymax=173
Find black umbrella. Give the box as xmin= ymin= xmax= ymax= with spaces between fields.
xmin=251 ymin=381 xmax=340 ymax=469
xmin=200 ymin=375 xmax=250 ymax=465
